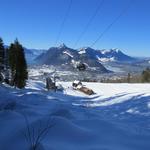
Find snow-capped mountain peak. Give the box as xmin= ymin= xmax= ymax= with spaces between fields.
xmin=99 ymin=48 xmax=135 ymax=62
xmin=78 ymin=47 xmax=94 ymax=54
xmin=78 ymin=49 xmax=86 ymax=54
xmin=111 ymin=48 xmax=121 ymax=53
xmin=101 ymin=48 xmax=121 ymax=54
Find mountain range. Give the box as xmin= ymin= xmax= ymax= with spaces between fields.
xmin=5 ymin=43 xmax=141 ymax=73
xmin=34 ymin=44 xmax=135 ymax=62
xmin=28 ymin=44 xmax=135 ymax=72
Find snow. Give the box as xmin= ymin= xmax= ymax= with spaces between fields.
xmin=126 ymin=108 xmax=140 ymax=114
xmin=29 ymin=65 xmax=76 ymax=78
xmin=78 ymin=49 xmax=86 ymax=54
xmin=101 ymin=49 xmax=110 ymax=54
xmin=104 ymin=65 xmax=124 ymax=73
xmin=0 ymin=80 xmax=150 ymax=150
xmin=148 ymin=102 xmax=150 ymax=108
xmin=97 ymin=55 xmax=115 ymax=62
xmin=73 ymin=80 xmax=80 ymax=84
xmin=112 ymin=48 xmax=120 ymax=52
xmin=28 ymin=65 xmax=55 ymax=77
xmin=63 ymin=51 xmax=73 ymax=58
xmin=101 ymin=48 xmax=120 ymax=54
xmin=71 ymin=60 xmax=83 ymax=68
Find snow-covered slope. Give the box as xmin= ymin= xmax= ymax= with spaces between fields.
xmin=78 ymin=47 xmax=135 ymax=63
xmin=100 ymin=48 xmax=136 ymax=62
xmin=0 ymin=80 xmax=150 ymax=150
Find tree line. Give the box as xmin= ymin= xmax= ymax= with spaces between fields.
xmin=101 ymin=69 xmax=150 ymax=83
xmin=0 ymin=37 xmax=28 ymax=88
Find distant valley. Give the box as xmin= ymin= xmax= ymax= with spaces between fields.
xmin=24 ymin=44 xmax=150 ymax=79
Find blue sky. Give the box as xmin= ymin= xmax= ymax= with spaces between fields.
xmin=0 ymin=0 xmax=149 ymax=56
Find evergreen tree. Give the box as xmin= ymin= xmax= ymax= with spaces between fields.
xmin=4 ymin=48 xmax=10 ymax=80
xmin=127 ymin=73 xmax=131 ymax=83
xmin=9 ymin=39 xmax=28 ymax=88
xmin=0 ymin=38 xmax=5 ymax=72
xmin=142 ymin=68 xmax=150 ymax=82
xmin=0 ymin=38 xmax=5 ymax=82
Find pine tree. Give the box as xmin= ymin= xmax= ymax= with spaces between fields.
xmin=9 ymin=39 xmax=28 ymax=88
xmin=0 ymin=38 xmax=5 ymax=72
xmin=142 ymin=68 xmax=150 ymax=82
xmin=4 ymin=48 xmax=10 ymax=81
xmin=127 ymin=73 xmax=131 ymax=83
xmin=0 ymin=38 xmax=5 ymax=82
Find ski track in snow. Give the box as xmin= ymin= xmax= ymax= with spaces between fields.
xmin=0 ymin=80 xmax=150 ymax=150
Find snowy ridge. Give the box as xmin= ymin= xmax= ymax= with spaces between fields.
xmin=101 ymin=48 xmax=121 ymax=54
xmin=78 ymin=49 xmax=86 ymax=54
xmin=63 ymin=51 xmax=73 ymax=58
xmin=96 ymin=55 xmax=115 ymax=62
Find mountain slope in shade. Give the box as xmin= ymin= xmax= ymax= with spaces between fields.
xmin=36 ymin=44 xmax=78 ymax=65
xmin=35 ymin=44 xmax=108 ymax=73
xmin=24 ymin=48 xmax=46 ymax=64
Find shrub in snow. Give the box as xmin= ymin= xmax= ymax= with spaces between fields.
xmin=3 ymin=101 xmax=16 ymax=110
xmin=0 ymin=38 xmax=5 ymax=77
xmin=22 ymin=115 xmax=55 ymax=150
xmin=51 ymin=108 xmax=73 ymax=119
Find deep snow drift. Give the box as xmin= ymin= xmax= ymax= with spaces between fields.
xmin=0 ymin=80 xmax=150 ymax=150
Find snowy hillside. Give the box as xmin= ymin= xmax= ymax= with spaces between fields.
xmin=0 ymin=80 xmax=150 ymax=150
